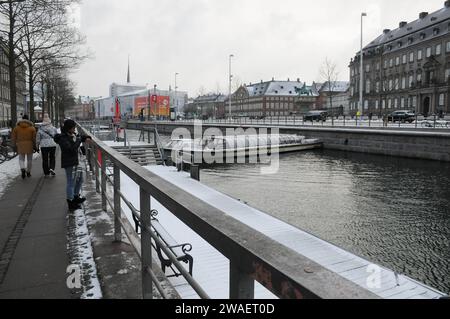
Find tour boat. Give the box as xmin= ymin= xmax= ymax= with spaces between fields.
xmin=164 ymin=134 xmax=323 ymax=164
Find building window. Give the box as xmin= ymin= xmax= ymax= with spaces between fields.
xmin=382 ymin=100 xmax=386 ymax=109
xmin=409 ymin=75 xmax=414 ymax=87
xmin=412 ymin=96 xmax=417 ymax=108
xmin=394 ymin=98 xmax=398 ymax=109
xmin=401 ymin=97 xmax=405 ymax=108
xmin=418 ymin=49 xmax=423 ymax=60
xmin=375 ymin=100 xmax=379 ymax=109
xmin=447 ymin=41 xmax=450 ymax=53
xmin=445 ymin=68 xmax=450 ymax=81
xmin=366 ymin=80 xmax=371 ymax=93
xmin=433 ymin=27 xmax=440 ymax=36
xmin=436 ymin=43 xmax=442 ymax=56
xmin=376 ymin=81 xmax=380 ymax=93
xmin=402 ymin=77 xmax=406 ymax=89
xmin=390 ymin=59 xmax=394 ymax=68
xmin=388 ymin=99 xmax=392 ymax=108
xmin=417 ymin=72 xmax=422 ymax=83
xmin=389 ymin=79 xmax=393 ymax=91
xmin=439 ymin=93 xmax=445 ymax=106
xmin=395 ymin=77 xmax=399 ymax=90
xmin=395 ymin=56 xmax=400 ymax=66
xmin=376 ymin=62 xmax=380 ymax=71
xmin=402 ymin=54 xmax=407 ymax=64
xmin=426 ymin=47 xmax=432 ymax=58
xmin=409 ymin=52 xmax=414 ymax=63
xmin=364 ymin=100 xmax=369 ymax=110
xmin=366 ymin=64 xmax=370 ymax=72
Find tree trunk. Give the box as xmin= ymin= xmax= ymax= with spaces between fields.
xmin=28 ymin=66 xmax=34 ymax=122
xmin=8 ymin=3 xmax=17 ymax=125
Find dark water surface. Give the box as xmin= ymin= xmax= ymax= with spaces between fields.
xmin=199 ymin=150 xmax=450 ymax=294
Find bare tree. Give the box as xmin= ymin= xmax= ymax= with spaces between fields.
xmin=320 ymin=58 xmax=339 ymax=124
xmin=17 ymin=0 xmax=87 ymax=121
xmin=0 ymin=0 xmax=27 ymax=126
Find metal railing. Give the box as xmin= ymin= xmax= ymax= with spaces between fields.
xmin=128 ymin=115 xmax=450 ymax=130
xmin=135 ymin=125 xmax=166 ymax=163
xmin=78 ymin=122 xmax=379 ymax=299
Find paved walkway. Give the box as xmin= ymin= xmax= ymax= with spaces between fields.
xmin=0 ymin=154 xmax=74 ymax=299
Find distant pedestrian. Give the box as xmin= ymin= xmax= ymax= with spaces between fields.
xmin=37 ymin=113 xmax=58 ymax=177
xmin=54 ymin=119 xmax=92 ymax=211
xmin=12 ymin=115 xmax=37 ymax=179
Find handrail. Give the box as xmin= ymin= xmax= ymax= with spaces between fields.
xmin=153 ymin=126 xmax=166 ymax=163
xmin=78 ymin=122 xmax=379 ymax=299
xmin=101 ymin=177 xmax=209 ymax=299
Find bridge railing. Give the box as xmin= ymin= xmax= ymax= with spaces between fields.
xmin=78 ymin=123 xmax=378 ymax=299
xmin=126 ymin=115 xmax=450 ymax=130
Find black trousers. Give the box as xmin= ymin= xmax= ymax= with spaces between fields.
xmin=41 ymin=147 xmax=56 ymax=175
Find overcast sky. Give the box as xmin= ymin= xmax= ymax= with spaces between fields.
xmin=70 ymin=0 xmax=446 ymax=98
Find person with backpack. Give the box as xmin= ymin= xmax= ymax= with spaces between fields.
xmin=37 ymin=114 xmax=58 ymax=177
xmin=54 ymin=119 xmax=91 ymax=211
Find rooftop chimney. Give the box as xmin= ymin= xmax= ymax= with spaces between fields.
xmin=419 ymin=12 xmax=428 ymax=19
xmin=383 ymin=29 xmax=391 ymax=34
xmin=399 ymin=21 xmax=407 ymax=28
xmin=445 ymin=1 xmax=450 ymax=8
xmin=297 ymin=78 xmax=300 ymax=82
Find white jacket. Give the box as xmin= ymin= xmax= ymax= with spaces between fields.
xmin=37 ymin=123 xmax=57 ymax=148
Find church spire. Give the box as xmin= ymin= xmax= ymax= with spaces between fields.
xmin=127 ymin=55 xmax=130 ymax=83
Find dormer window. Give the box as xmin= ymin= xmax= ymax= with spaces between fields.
xmin=433 ymin=27 xmax=440 ymax=35
xmin=398 ymin=41 xmax=403 ymax=48
xmin=420 ymin=32 xmax=426 ymax=40
xmin=408 ymin=37 xmax=414 ymax=45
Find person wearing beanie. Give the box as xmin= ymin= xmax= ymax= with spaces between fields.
xmin=12 ymin=114 xmax=37 ymax=179
xmin=37 ymin=113 xmax=58 ymax=177
xmin=54 ymin=119 xmax=91 ymax=211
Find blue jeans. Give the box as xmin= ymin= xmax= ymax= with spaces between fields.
xmin=65 ymin=166 xmax=83 ymax=200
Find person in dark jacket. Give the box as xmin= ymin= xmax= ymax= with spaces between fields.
xmin=54 ymin=119 xmax=91 ymax=211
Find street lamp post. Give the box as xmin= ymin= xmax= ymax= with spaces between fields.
xmin=229 ymin=54 xmax=234 ymax=119
xmin=174 ymin=72 xmax=179 ymax=116
xmin=154 ymin=84 xmax=157 ymax=120
xmin=359 ymin=12 xmax=367 ymax=121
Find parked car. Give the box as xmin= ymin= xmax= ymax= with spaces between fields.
xmin=387 ymin=110 xmax=416 ymax=123
xmin=303 ymin=111 xmax=328 ymax=122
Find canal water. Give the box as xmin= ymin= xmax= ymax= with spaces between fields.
xmin=128 ymin=130 xmax=450 ymax=294
xmin=199 ymin=150 xmax=450 ymax=294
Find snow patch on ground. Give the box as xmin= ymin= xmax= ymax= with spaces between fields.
xmin=69 ymin=208 xmax=103 ymax=299
xmin=0 ymin=154 xmax=40 ymax=198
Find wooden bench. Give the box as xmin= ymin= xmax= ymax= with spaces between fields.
xmin=132 ymin=209 xmax=194 ymax=277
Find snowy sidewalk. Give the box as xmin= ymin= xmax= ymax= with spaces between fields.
xmin=0 ymin=155 xmax=76 ymax=299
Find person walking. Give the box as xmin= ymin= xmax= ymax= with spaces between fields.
xmin=12 ymin=115 xmax=37 ymax=179
xmin=54 ymin=119 xmax=91 ymax=211
xmin=37 ymin=114 xmax=58 ymax=177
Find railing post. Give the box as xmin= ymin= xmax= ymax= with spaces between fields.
xmin=190 ymin=164 xmax=200 ymax=181
xmin=140 ymin=187 xmax=153 ymax=299
xmin=95 ymin=147 xmax=100 ymax=192
xmin=113 ymin=163 xmax=122 ymax=242
xmin=229 ymin=260 xmax=254 ymax=299
xmin=101 ymin=151 xmax=107 ymax=212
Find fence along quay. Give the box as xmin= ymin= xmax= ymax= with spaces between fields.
xmin=78 ymin=123 xmax=447 ymax=299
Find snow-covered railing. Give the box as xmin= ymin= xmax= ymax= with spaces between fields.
xmin=78 ymin=123 xmax=379 ymax=300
